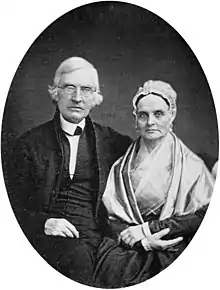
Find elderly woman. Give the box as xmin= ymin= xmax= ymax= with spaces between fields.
xmin=93 ymin=80 xmax=214 ymax=288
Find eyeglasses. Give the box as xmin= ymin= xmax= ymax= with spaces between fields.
xmin=58 ymin=84 xmax=95 ymax=96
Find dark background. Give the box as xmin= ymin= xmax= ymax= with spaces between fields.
xmin=1 ymin=1 xmax=218 ymax=164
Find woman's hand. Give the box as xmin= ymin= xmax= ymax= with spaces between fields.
xmin=118 ymin=225 xmax=145 ymax=247
xmin=118 ymin=223 xmax=183 ymax=250
xmin=141 ymin=228 xmax=183 ymax=251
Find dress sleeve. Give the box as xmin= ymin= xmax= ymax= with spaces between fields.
xmin=148 ymin=205 xmax=208 ymax=239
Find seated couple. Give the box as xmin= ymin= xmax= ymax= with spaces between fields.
xmin=6 ymin=57 xmax=214 ymax=288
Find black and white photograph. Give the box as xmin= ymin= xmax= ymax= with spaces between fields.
xmin=0 ymin=1 xmax=220 ymax=289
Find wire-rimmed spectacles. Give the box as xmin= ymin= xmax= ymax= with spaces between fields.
xmin=58 ymin=84 xmax=95 ymax=96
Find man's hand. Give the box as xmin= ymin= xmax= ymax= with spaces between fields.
xmin=142 ymin=228 xmax=183 ymax=251
xmin=44 ymin=218 xmax=79 ymax=238
xmin=118 ymin=225 xmax=145 ymax=247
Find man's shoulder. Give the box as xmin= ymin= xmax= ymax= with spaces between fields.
xmin=92 ymin=121 xmax=132 ymax=142
xmin=92 ymin=121 xmax=133 ymax=160
xmin=16 ymin=119 xmax=55 ymax=147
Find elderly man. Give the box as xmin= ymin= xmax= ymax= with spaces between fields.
xmin=7 ymin=57 xmax=132 ymax=285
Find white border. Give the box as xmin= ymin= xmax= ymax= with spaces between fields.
xmin=0 ymin=1 xmax=219 ymax=289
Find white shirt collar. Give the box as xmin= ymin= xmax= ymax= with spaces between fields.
xmin=60 ymin=114 xmax=85 ymax=136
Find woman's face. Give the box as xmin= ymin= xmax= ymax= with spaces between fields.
xmin=136 ymin=94 xmax=173 ymax=141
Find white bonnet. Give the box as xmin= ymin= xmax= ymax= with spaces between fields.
xmin=133 ymin=80 xmax=177 ymax=116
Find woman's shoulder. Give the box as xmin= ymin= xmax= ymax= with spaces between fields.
xmin=173 ymin=134 xmax=207 ymax=169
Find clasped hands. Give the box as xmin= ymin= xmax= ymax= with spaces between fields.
xmin=118 ymin=223 xmax=183 ymax=251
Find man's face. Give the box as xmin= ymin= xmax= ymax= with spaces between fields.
xmin=55 ymin=69 xmax=96 ymax=123
xmin=136 ymin=94 xmax=173 ymax=141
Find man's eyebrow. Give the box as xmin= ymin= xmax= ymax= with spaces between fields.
xmin=64 ymin=83 xmax=76 ymax=86
xmin=59 ymin=83 xmax=75 ymax=87
xmin=60 ymin=83 xmax=93 ymax=87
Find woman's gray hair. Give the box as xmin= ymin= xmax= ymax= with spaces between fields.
xmin=132 ymin=80 xmax=177 ymax=118
xmin=48 ymin=57 xmax=103 ymax=106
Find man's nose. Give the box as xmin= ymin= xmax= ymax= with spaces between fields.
xmin=71 ymin=87 xmax=82 ymax=102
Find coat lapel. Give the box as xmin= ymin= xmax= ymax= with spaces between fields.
xmin=85 ymin=116 xmax=109 ymax=215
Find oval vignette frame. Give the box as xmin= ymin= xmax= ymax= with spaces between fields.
xmin=0 ymin=0 xmax=220 ymax=290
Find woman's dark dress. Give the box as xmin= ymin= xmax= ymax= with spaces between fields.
xmin=93 ymin=206 xmax=207 ymax=288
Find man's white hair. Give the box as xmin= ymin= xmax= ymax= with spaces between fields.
xmin=48 ymin=57 xmax=103 ymax=106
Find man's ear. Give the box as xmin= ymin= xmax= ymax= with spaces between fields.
xmin=48 ymin=86 xmax=59 ymax=102
xmin=51 ymin=93 xmax=59 ymax=103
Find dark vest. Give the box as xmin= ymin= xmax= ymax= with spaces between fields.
xmin=49 ymin=126 xmax=100 ymax=243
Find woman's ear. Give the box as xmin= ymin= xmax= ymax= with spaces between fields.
xmin=170 ymin=109 xmax=177 ymax=123
xmin=133 ymin=115 xmax=139 ymax=130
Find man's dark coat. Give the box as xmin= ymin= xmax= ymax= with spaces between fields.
xmin=5 ymin=112 xmax=132 ymax=243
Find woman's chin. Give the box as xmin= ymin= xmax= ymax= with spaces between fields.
xmin=142 ymin=132 xmax=162 ymax=140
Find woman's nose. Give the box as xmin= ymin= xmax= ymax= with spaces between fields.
xmin=147 ymin=115 xmax=155 ymax=126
